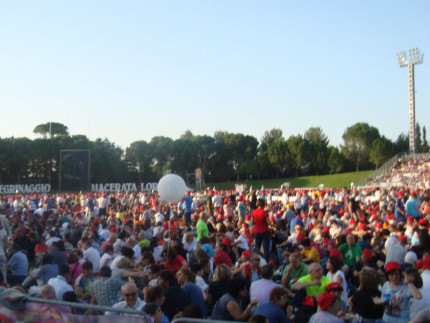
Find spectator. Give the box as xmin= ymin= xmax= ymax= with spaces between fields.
xmin=109 ymin=282 xmax=146 ymax=314
xmin=90 ymin=266 xmax=124 ymax=306
xmin=254 ymin=287 xmax=289 ymax=323
xmin=250 ymin=264 xmax=282 ymax=304
xmin=48 ymin=264 xmax=74 ymax=300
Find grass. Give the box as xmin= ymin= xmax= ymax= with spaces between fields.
xmin=203 ymin=170 xmax=374 ymax=190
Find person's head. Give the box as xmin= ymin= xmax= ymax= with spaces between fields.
xmin=405 ymin=267 xmax=423 ymax=288
xmin=301 ymin=238 xmax=311 ymax=249
xmin=142 ymin=302 xmax=163 ymax=323
xmin=257 ymin=199 xmax=265 ymax=208
xmin=309 ymin=263 xmax=323 ymax=280
xmin=250 ymin=253 xmax=261 ymax=269
xmin=182 ymin=304 xmax=205 ymax=319
xmin=288 ymin=252 xmax=302 ymax=269
xmin=184 ymin=231 xmax=195 ymax=244
xmin=176 ymin=268 xmax=196 ymax=285
xmin=104 ymin=244 xmax=114 ymax=255
xmin=317 ymin=291 xmax=341 ymax=315
xmin=121 ymin=246 xmax=134 ymax=259
xmin=117 ymin=256 xmax=132 ymax=269
xmin=213 ymin=264 xmax=232 ymax=282
xmin=121 ymin=282 xmax=139 ymax=308
xmin=261 ymin=264 xmax=274 ymax=279
xmin=145 ymin=286 xmax=165 ymax=306
xmin=359 ymin=269 xmax=379 ymax=291
xmin=385 ymin=261 xmax=402 ymax=285
xmin=41 ymin=284 xmax=56 ymax=299
xmin=82 ymin=261 xmax=93 ymax=276
xmin=42 ymin=254 xmax=54 ymax=266
xmin=346 ymin=233 xmax=356 ymax=247
xmin=59 ymin=264 xmax=70 ymax=278
xmin=361 ymin=248 xmax=373 ymax=263
xmin=326 ymin=282 xmax=343 ymax=301
xmin=326 ymin=256 xmax=342 ymax=274
xmin=100 ymin=266 xmax=112 ymax=278
xmin=228 ymin=277 xmax=247 ymax=299
xmin=269 ymin=287 xmax=288 ymax=307
xmin=158 ymin=269 xmax=177 ymax=288
xmin=141 ymin=251 xmax=155 ymax=265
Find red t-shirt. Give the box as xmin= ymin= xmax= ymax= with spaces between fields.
xmin=35 ymin=244 xmax=48 ymax=255
xmin=165 ymin=255 xmax=186 ymax=274
xmin=213 ymin=251 xmax=232 ymax=267
xmin=251 ymin=208 xmax=270 ymax=233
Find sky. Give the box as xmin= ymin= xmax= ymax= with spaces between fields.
xmin=1 ymin=1 xmax=429 ymax=150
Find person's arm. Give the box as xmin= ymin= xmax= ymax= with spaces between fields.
xmin=406 ymin=281 xmax=422 ymax=299
xmin=226 ymin=299 xmax=257 ymax=321
xmin=281 ymin=266 xmax=293 ymax=287
xmin=291 ymin=279 xmax=320 ymax=291
xmin=2 ymin=235 xmax=9 ymax=250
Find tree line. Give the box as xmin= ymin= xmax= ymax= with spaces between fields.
xmin=0 ymin=122 xmax=428 ymax=189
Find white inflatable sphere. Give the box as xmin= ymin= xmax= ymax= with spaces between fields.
xmin=157 ymin=174 xmax=187 ymax=203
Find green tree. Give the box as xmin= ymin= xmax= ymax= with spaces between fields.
xmin=327 ymin=146 xmax=346 ymax=174
xmin=33 ymin=122 xmax=69 ymax=137
xmin=304 ymin=127 xmax=329 ymax=175
xmin=286 ymin=135 xmax=310 ymax=177
xmin=266 ymin=139 xmax=289 ymax=177
xmin=341 ymin=122 xmax=380 ymax=172
xmin=369 ymin=136 xmax=394 ymax=169
xmin=149 ymin=136 xmax=174 ymax=176
xmin=125 ymin=140 xmax=153 ymax=182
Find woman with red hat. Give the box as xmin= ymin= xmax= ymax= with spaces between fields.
xmin=381 ymin=261 xmax=422 ymax=322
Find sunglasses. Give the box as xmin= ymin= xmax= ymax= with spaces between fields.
xmin=123 ymin=292 xmax=137 ymax=297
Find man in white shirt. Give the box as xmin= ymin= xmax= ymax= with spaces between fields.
xmin=83 ymin=240 xmax=101 ymax=274
xmin=48 ymin=264 xmax=73 ymax=301
xmin=109 ymin=282 xmax=146 ymax=315
xmin=250 ymin=264 xmax=282 ymax=304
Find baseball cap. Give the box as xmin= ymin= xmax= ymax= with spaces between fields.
xmin=317 ymin=292 xmax=336 ymax=311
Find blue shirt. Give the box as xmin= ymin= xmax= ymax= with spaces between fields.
xmin=406 ymin=198 xmax=420 ymax=218
xmin=7 ymin=251 xmax=29 ymax=276
xmin=182 ymin=282 xmax=207 ymax=317
xmin=202 ymin=243 xmax=215 ymax=258
xmin=182 ymin=196 xmax=193 ymax=213
xmin=255 ymin=302 xmax=289 ymax=323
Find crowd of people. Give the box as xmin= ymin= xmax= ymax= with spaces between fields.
xmin=0 ymin=182 xmax=430 ymax=323
xmin=365 ymin=154 xmax=430 ymax=189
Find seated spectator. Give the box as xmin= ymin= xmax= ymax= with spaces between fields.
xmin=309 ymin=291 xmax=344 ymax=323
xmin=211 ymin=277 xmax=257 ymax=321
xmin=6 ymin=243 xmax=28 ymax=285
xmin=254 ymin=287 xmax=289 ymax=323
xmin=176 ymin=268 xmax=207 ymax=317
xmin=250 ymin=264 xmax=282 ymax=304
xmin=158 ymin=269 xmax=190 ymax=321
xmin=47 ymin=264 xmax=74 ymax=300
xmin=142 ymin=302 xmax=163 ymax=323
xmin=281 ymin=252 xmax=308 ymax=289
xmin=74 ymin=260 xmax=95 ymax=303
xmin=291 ymin=262 xmax=331 ymax=297
xmin=109 ymin=282 xmax=146 ymax=314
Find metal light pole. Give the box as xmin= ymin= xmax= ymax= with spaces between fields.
xmin=397 ymin=48 xmax=424 ymax=154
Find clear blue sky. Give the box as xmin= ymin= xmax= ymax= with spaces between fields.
xmin=1 ymin=1 xmax=429 ymax=150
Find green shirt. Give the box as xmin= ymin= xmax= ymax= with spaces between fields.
xmin=297 ymin=274 xmax=332 ymax=296
xmin=196 ymin=219 xmax=208 ymax=242
xmin=338 ymin=243 xmax=362 ymax=268
xmin=282 ymin=262 xmax=309 ymax=286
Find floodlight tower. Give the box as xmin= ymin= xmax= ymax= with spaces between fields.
xmin=397 ymin=48 xmax=424 ymax=154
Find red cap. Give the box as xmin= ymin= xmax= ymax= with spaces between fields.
xmin=407 ymin=216 xmax=414 ymax=222
xmin=399 ymin=236 xmax=408 ymax=242
xmin=322 ymin=227 xmax=330 ymax=233
xmin=222 ymin=237 xmax=231 ymax=246
xmin=349 ymin=219 xmax=356 ymax=225
xmin=192 ymin=213 xmax=200 ymax=219
xmin=326 ymin=282 xmax=344 ymax=292
xmin=94 ymin=218 xmax=100 ymax=224
xmin=89 ymin=225 xmax=97 ymax=232
xmin=162 ymin=222 xmax=169 ymax=229
xmin=362 ymin=248 xmax=372 ymax=259
xmin=217 ymin=214 xmax=224 ymax=221
xmin=109 ymin=227 xmax=117 ymax=233
xmin=330 ymin=248 xmax=342 ymax=259
xmin=423 ymin=256 xmax=430 ymax=270
xmin=317 ymin=292 xmax=336 ymax=311
xmin=375 ymin=222 xmax=383 ymax=229
xmin=242 ymin=249 xmax=252 ymax=260
xmin=385 ymin=261 xmax=401 ymax=273
xmin=419 ymin=218 xmax=429 ymax=226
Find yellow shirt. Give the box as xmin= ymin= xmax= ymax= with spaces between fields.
xmin=301 ymin=247 xmax=320 ymax=263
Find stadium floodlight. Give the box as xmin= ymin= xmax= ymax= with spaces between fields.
xmin=397 ymin=48 xmax=424 ymax=154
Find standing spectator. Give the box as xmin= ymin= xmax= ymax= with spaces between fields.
xmin=196 ymin=212 xmax=209 ymax=242
xmin=406 ymin=192 xmax=421 ymax=218
xmin=251 ymin=199 xmax=271 ymax=261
